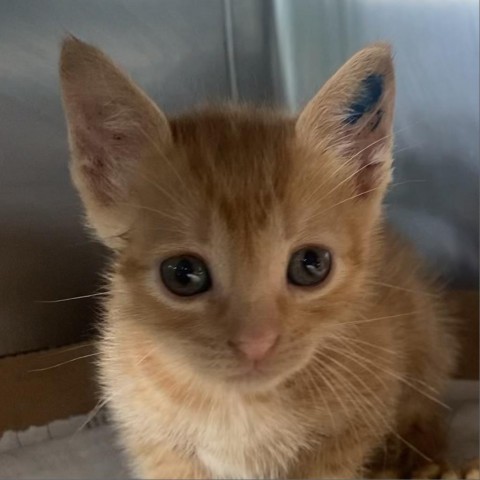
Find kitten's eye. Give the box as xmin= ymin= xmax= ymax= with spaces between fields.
xmin=287 ymin=247 xmax=332 ymax=287
xmin=160 ymin=255 xmax=211 ymax=297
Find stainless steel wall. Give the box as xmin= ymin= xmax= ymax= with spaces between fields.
xmin=1 ymin=0 xmax=478 ymax=356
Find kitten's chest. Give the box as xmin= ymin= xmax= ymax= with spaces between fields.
xmin=168 ymin=396 xmax=309 ymax=478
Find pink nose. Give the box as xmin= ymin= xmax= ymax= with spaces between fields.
xmin=229 ymin=331 xmax=279 ymax=362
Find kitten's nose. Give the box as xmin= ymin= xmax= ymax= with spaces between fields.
xmin=228 ymin=330 xmax=279 ymax=362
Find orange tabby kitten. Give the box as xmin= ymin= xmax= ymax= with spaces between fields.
xmin=60 ymin=37 xmax=463 ymax=478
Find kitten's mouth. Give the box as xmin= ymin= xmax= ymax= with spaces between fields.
xmin=224 ymin=360 xmax=281 ymax=388
xmin=222 ymin=344 xmax=314 ymax=391
xmin=229 ymin=364 xmax=264 ymax=379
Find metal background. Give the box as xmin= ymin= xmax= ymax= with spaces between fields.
xmin=0 ymin=0 xmax=478 ymax=355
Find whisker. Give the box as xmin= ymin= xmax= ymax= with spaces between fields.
xmin=302 ymin=121 xmax=421 ymax=206
xmin=310 ymin=355 xmax=379 ymax=457
xmin=40 ymin=342 xmax=97 ymax=357
xmin=325 ymin=341 xmax=449 ymax=410
xmin=28 ymin=353 xmax=100 ymax=373
xmin=320 ymin=347 xmax=434 ymax=463
xmin=36 ymin=292 xmax=108 ymax=303
xmin=318 ymin=134 xmax=395 ymax=202
xmin=73 ymin=397 xmax=109 ymax=438
xmin=332 ymin=335 xmax=440 ymax=395
xmin=304 ymin=180 xmax=426 ymax=226
xmin=309 ymin=356 xmax=363 ymax=450
xmin=303 ymin=365 xmax=337 ymax=431
xmin=335 ymin=335 xmax=397 ymax=357
xmin=341 ymin=310 xmax=419 ymax=327
xmin=393 ymin=144 xmax=423 ymax=155
xmin=313 ymin=349 xmax=433 ymax=463
xmin=117 ymin=201 xmax=185 ymax=222
xmin=391 ymin=179 xmax=427 ymax=187
xmin=368 ymin=280 xmax=437 ymax=297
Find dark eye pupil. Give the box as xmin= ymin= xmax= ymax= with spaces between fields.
xmin=288 ymin=247 xmax=332 ymax=287
xmin=303 ymin=250 xmax=320 ymax=268
xmin=175 ymin=259 xmax=193 ymax=286
xmin=161 ymin=255 xmax=211 ymax=296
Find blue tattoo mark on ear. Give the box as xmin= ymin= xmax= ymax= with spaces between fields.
xmin=369 ymin=109 xmax=383 ymax=131
xmin=345 ymin=74 xmax=384 ymax=125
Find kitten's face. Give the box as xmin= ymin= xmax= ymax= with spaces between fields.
xmin=107 ymin=111 xmax=385 ymax=391
xmin=60 ymin=39 xmax=395 ymax=392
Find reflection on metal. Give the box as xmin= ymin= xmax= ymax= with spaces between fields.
xmin=223 ymin=0 xmax=239 ymax=101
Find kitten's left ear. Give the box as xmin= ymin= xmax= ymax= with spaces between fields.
xmin=60 ymin=36 xmax=171 ymax=248
xmin=296 ymin=43 xmax=395 ymax=195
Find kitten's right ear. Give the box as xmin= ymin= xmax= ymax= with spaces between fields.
xmin=296 ymin=44 xmax=395 ymax=198
xmin=60 ymin=36 xmax=171 ymax=248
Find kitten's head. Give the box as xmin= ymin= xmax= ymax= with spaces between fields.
xmin=60 ymin=38 xmax=395 ymax=392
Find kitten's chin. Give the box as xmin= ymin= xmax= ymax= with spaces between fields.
xmin=223 ymin=368 xmax=286 ymax=393
xmin=222 ymin=356 xmax=310 ymax=393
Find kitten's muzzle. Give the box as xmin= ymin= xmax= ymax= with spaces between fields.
xmin=227 ymin=329 xmax=280 ymax=363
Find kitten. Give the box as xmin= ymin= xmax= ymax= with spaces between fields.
xmin=60 ymin=37 xmax=462 ymax=479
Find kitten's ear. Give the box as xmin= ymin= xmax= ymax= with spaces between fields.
xmin=296 ymin=43 xmax=395 ymax=196
xmin=60 ymin=36 xmax=171 ymax=248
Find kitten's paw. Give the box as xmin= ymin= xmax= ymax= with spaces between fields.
xmin=462 ymin=458 xmax=479 ymax=480
xmin=410 ymin=459 xmax=480 ymax=480
xmin=411 ymin=462 xmax=456 ymax=479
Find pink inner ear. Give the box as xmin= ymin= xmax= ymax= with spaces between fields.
xmin=345 ymin=105 xmax=391 ymax=195
xmin=68 ymin=95 xmax=145 ymax=206
xmin=75 ymin=138 xmax=118 ymax=205
xmin=72 ymin=114 xmax=133 ymax=206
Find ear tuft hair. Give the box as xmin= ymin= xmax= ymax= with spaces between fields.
xmin=59 ymin=37 xmax=171 ymax=247
xmin=345 ymin=74 xmax=384 ymax=125
xmin=296 ymin=43 xmax=395 ymax=196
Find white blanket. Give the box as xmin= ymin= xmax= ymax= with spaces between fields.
xmin=0 ymin=381 xmax=477 ymax=478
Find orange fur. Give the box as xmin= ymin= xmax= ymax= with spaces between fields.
xmin=60 ymin=37 xmax=458 ymax=478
